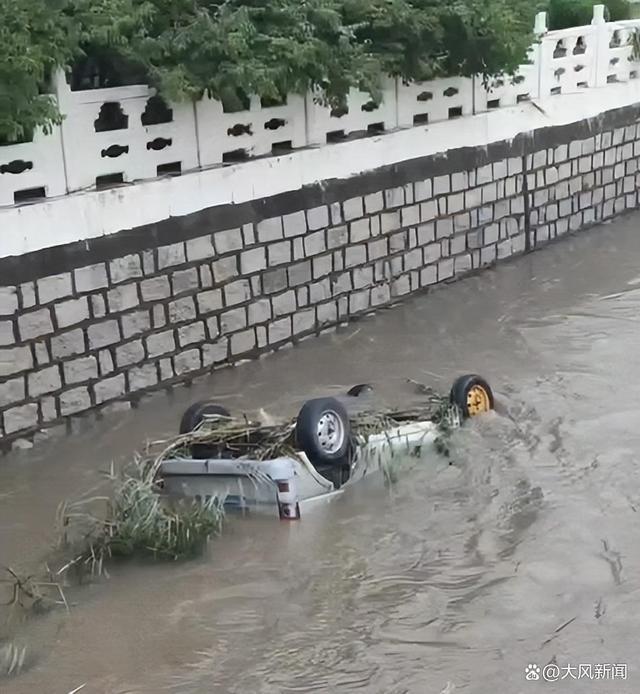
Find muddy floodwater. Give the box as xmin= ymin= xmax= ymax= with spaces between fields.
xmin=2 ymin=215 xmax=640 ymax=693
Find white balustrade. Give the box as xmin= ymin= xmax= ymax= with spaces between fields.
xmin=196 ymin=94 xmax=307 ymax=166
xmin=0 ymin=124 xmax=66 ymax=206
xmin=56 ymin=74 xmax=200 ymax=193
xmin=397 ymin=77 xmax=473 ymax=128
xmin=2 ymin=4 xmax=640 ymax=208
xmin=305 ymin=81 xmax=398 ymax=145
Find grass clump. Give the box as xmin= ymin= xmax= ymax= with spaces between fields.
xmin=57 ymin=455 xmax=225 ymax=578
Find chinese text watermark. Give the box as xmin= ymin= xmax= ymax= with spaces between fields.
xmin=525 ymin=663 xmax=628 ymax=682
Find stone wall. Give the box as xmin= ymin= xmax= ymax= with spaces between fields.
xmin=1 ymin=103 xmax=639 ymax=450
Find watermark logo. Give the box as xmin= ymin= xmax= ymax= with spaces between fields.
xmin=524 ymin=663 xmax=628 ymax=682
xmin=525 ymin=664 xmax=541 ymax=681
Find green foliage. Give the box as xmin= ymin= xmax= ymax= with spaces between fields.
xmin=547 ymin=0 xmax=629 ymax=30
xmin=0 ymin=0 xmax=539 ymax=140
xmin=0 ymin=0 xmax=75 ymax=142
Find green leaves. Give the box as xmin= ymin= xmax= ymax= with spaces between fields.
xmin=0 ymin=0 xmax=539 ymax=141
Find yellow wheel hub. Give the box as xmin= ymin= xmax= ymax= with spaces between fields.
xmin=466 ymin=385 xmax=491 ymax=416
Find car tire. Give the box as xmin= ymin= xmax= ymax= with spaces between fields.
xmin=449 ymin=375 xmax=494 ymax=418
xmin=347 ymin=384 xmax=374 ymax=397
xmin=296 ymin=397 xmax=352 ymax=466
xmin=179 ymin=401 xmax=231 ymax=434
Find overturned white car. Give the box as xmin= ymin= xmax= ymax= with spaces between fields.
xmin=157 ymin=374 xmax=494 ymax=520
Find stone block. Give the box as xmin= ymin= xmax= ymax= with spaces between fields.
xmin=94 ymin=375 xmax=126 ymax=404
xmin=116 ymin=340 xmax=145 ymax=367
xmin=60 ymin=387 xmax=91 ymax=416
xmin=481 ymin=183 xmax=497 ymax=204
xmin=401 ymin=205 xmax=420 ymax=227
xmin=91 ymin=295 xmax=107 ymax=318
xmin=152 ymin=305 xmax=166 ymax=329
xmin=0 ymin=287 xmax=19 ymax=315
xmin=186 ymin=235 xmax=215 ymax=262
xmin=168 ymin=297 xmax=196 ymax=323
xmin=107 ymin=283 xmax=139 ymax=313
xmin=329 ymin=202 xmax=342 ymax=226
xmin=380 ymin=211 xmax=400 ymax=234
xmin=230 ymin=329 xmax=256 ymax=356
xmin=0 ymin=376 xmax=25 ymax=403
xmin=349 ymin=218 xmax=370 ymax=243
xmin=327 ymin=225 xmax=348 ymax=249
xmin=178 ymin=322 xmax=206 ymax=346
xmin=157 ymin=242 xmax=186 ymax=269
xmin=307 ymin=206 xmax=329 ymax=231
xmin=391 ymin=275 xmax=411 ymax=297
xmin=416 ymin=223 xmax=435 ymax=245
xmin=73 ymin=263 xmax=109 ymax=292
xmin=88 ymin=320 xmax=121 ymax=349
xmin=206 ymin=316 xmax=219 ymax=339
xmin=240 ymin=247 xmax=266 ymax=275
xmin=312 ymin=255 xmax=332 ymax=280
xmin=413 ymin=179 xmax=432 ymax=202
xmin=433 ymin=175 xmax=450 ymax=195
xmin=493 ymin=160 xmax=508 ymax=179
xmin=293 ymin=309 xmax=316 ymax=334
xmin=317 ymin=301 xmax=337 ymax=324
xmin=28 ymin=365 xmax=61 ymax=397
xmin=343 ymin=197 xmax=364 ymax=220
xmin=282 ymin=211 xmax=307 ymax=237
xmin=304 ymin=230 xmax=326 ymax=256
xmin=197 ymin=289 xmax=223 ymax=314
xmin=256 ymin=217 xmax=283 ymax=243
xmin=389 ymin=231 xmax=407 ymax=253
xmin=171 ymin=268 xmax=199 ymax=295
xmin=200 ymin=265 xmax=214 ymax=289
xmin=4 ymin=403 xmax=39 ymax=434
xmin=20 ymin=283 xmax=36 ymax=309
xmin=224 ymin=280 xmax=251 ymax=306
xmin=34 ymin=342 xmax=49 ymax=367
xmin=248 ymin=299 xmax=271 ymax=324
xmin=383 ymin=186 xmax=404 ymax=209
xmin=146 ymin=330 xmax=176 ymax=357
xmin=51 ymin=329 xmax=86 ymax=359
xmin=121 ymin=310 xmax=151 ymax=339
xmin=272 ymin=291 xmax=297 ymax=317
xmin=262 ymin=269 xmax=288 ymax=294
xmin=288 ymin=261 xmax=312 ymax=286
xmin=55 ymin=297 xmax=90 ymax=329
xmin=267 ymin=240 xmax=291 ymax=266
xmin=142 ymin=250 xmax=155 ymax=275
xmin=18 ymin=308 xmax=53 ymax=340
xmin=219 ymin=307 xmax=247 ymax=333
xmin=128 ymin=363 xmax=159 ymax=390
xmin=269 ymin=318 xmax=292 ymax=344
xmin=344 ymin=245 xmax=367 ymax=268
xmin=140 ymin=275 xmax=171 ymax=301
xmin=436 ymin=218 xmax=454 ymax=239
xmin=202 ymin=339 xmax=228 ymax=366
xmin=447 ymin=194 xmax=464 ymax=214
xmin=38 ymin=273 xmax=72 ymax=303
xmin=98 ymin=349 xmax=114 ymax=375
xmin=110 ymin=255 xmax=142 ymax=284
xmin=364 ymin=192 xmax=384 ymax=214
xmin=368 ymin=238 xmax=388 ymax=260
xmin=64 ymin=356 xmax=98 ymax=384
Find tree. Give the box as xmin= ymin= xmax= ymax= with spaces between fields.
xmin=0 ymin=0 xmax=539 ymax=141
xmin=0 ymin=0 xmax=75 ymax=142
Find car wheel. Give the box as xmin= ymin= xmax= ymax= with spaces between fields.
xmin=296 ymin=397 xmax=352 ymax=465
xmin=179 ymin=402 xmax=231 ymax=460
xmin=449 ymin=375 xmax=494 ymax=418
xmin=179 ymin=401 xmax=231 ymax=434
xmin=347 ymin=384 xmax=374 ymax=397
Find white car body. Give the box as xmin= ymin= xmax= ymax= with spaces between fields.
xmin=159 ymin=418 xmax=453 ymax=520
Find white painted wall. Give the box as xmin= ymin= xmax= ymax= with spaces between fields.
xmin=3 ymin=76 xmax=640 ymax=261
xmin=2 ymin=5 xmax=640 ymax=259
